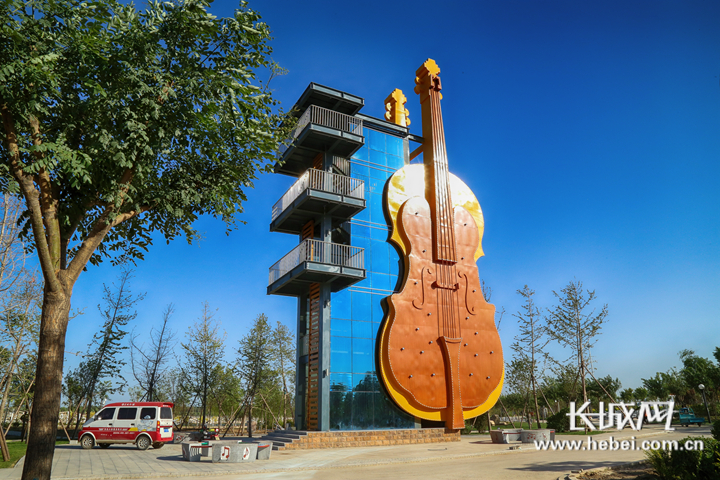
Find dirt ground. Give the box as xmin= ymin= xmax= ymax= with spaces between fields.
xmin=580 ymin=465 xmax=658 ymax=480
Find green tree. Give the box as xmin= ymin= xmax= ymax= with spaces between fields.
xmin=642 ymin=369 xmax=687 ymax=403
xmin=633 ymin=387 xmax=648 ymax=402
xmin=678 ymin=349 xmax=719 ymax=402
xmin=82 ymin=269 xmax=143 ymax=421
xmin=619 ymin=388 xmax=634 ymax=403
xmin=0 ymin=0 xmax=291 ymax=475
xmin=181 ymin=302 xmax=226 ymax=428
xmin=586 ymin=375 xmax=621 ymax=403
xmin=130 ymin=304 xmax=177 ymax=402
xmin=271 ymin=321 xmax=295 ymax=427
xmin=511 ymin=285 xmax=549 ymax=429
xmin=546 ymin=280 xmax=608 ymax=405
xmin=236 ymin=313 xmax=272 ymax=437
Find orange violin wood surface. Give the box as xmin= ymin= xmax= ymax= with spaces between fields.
xmin=384 ymin=197 xmax=503 ymax=412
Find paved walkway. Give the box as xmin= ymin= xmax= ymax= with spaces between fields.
xmin=0 ymin=425 xmax=710 ymax=480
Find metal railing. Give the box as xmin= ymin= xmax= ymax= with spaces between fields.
xmin=268 ymin=239 xmax=364 ymax=285
xmin=291 ymin=105 xmax=363 ymax=140
xmin=331 ymin=155 xmax=351 ymax=175
xmin=271 ymin=169 xmax=365 ymax=221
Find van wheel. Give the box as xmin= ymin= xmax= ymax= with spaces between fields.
xmin=152 ymin=442 xmax=165 ymax=449
xmin=136 ymin=435 xmax=151 ymax=451
xmin=80 ymin=435 xmax=95 ymax=450
xmin=99 ymin=443 xmax=111 ymax=449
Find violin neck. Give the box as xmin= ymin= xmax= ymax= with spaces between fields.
xmin=418 ymin=68 xmax=456 ymax=265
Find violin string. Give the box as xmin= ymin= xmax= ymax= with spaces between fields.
xmin=430 ymin=80 xmax=461 ymax=339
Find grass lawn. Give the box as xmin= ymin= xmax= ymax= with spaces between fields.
xmin=1 ymin=440 xmax=69 ymax=468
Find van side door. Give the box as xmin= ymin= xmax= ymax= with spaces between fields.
xmin=138 ymin=407 xmax=157 ymax=438
xmin=93 ymin=408 xmax=116 ymax=441
xmin=115 ymin=407 xmax=139 ymax=442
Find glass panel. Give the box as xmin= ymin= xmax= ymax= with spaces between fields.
xmin=355 ymin=203 xmax=370 ymax=221
xmin=353 ymin=373 xmax=380 ymax=392
xmin=160 ymin=407 xmax=173 ymax=419
xmin=373 ymin=273 xmax=392 ymax=292
xmin=352 ymin=320 xmax=372 ymax=339
xmin=386 ymin=135 xmax=403 ymax=157
xmin=117 ymin=408 xmax=137 ymax=420
xmin=370 ymin=225 xmax=389 ymax=241
xmin=98 ymin=408 xmax=115 ymax=420
xmin=352 ymin=392 xmax=374 ymax=429
xmin=389 ymin=274 xmax=399 ymax=292
xmin=330 ymin=391 xmax=352 ymax=430
xmin=371 ymin=240 xmax=389 ymax=273
xmin=350 ymin=160 xmax=370 ymax=180
xmin=330 ymin=373 xmax=352 ymax=394
xmin=388 ymin=247 xmax=400 ymax=274
xmin=371 ymin=321 xmax=382 ymax=339
xmin=332 ymin=318 xmax=352 ymax=337
xmin=352 ymin=337 xmax=374 ymax=374
xmin=332 ymin=290 xmax=351 ymax=320
xmin=351 ymin=292 xmax=370 ymax=322
xmin=331 ymin=336 xmax=352 ymax=373
xmin=352 ymin=145 xmax=368 ymax=162
xmin=374 ymin=391 xmax=415 ymax=428
xmin=369 ymin=163 xmax=386 ymax=179
xmin=370 ymin=193 xmax=385 ymax=225
xmin=140 ymin=408 xmax=156 ymax=420
xmin=350 ymin=222 xmax=369 ymax=239
xmin=369 ymin=149 xmax=386 ymax=167
xmin=387 ymin=154 xmax=404 ymax=170
xmin=370 ymin=294 xmax=384 ymax=323
xmin=367 ymin=129 xmax=385 ymax=152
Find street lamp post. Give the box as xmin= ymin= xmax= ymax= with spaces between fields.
xmin=698 ymin=384 xmax=712 ymax=424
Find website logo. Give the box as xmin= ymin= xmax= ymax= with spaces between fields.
xmin=567 ymin=400 xmax=675 ymax=431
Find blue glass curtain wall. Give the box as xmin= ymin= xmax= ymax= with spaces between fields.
xmin=329 ymin=127 xmax=414 ymax=430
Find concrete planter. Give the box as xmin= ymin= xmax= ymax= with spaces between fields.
xmin=489 ymin=428 xmax=523 ymax=444
xmin=255 ymin=442 xmax=273 ymax=460
xmin=236 ymin=442 xmax=258 ymax=462
xmin=520 ymin=429 xmax=555 ymax=443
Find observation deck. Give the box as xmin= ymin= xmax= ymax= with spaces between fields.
xmin=270 ymin=169 xmax=365 ymax=234
xmin=267 ymin=239 xmax=365 ymax=296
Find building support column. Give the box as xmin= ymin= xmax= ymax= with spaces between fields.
xmin=316 ymin=151 xmax=333 ymax=431
xmin=317 ymin=282 xmax=331 ymax=431
xmin=295 ymin=296 xmax=307 ymax=429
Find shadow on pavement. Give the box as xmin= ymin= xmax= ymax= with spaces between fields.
xmin=155 ymin=455 xmax=187 ymax=462
xmin=507 ymin=461 xmax=620 ymax=472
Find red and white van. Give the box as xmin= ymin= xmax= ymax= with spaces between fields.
xmin=78 ymin=402 xmax=174 ymax=450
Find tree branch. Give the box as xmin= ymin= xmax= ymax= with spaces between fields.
xmin=1 ymin=106 xmax=61 ymax=293
xmin=29 ymin=116 xmax=61 ymax=272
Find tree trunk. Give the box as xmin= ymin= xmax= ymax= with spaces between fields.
xmin=21 ymin=289 xmax=71 ymax=480
xmin=531 ymin=374 xmax=542 ymax=429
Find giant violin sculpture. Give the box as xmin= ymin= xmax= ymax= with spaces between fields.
xmin=378 ymin=59 xmax=504 ymax=430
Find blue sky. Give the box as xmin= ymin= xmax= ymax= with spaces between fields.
xmin=63 ymin=0 xmax=720 ymax=398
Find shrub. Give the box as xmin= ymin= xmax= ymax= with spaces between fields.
xmin=712 ymin=419 xmax=720 ymax=441
xmin=546 ymin=407 xmax=570 ymax=433
xmin=645 ymin=436 xmax=719 ymax=480
xmin=461 ymin=420 xmax=475 ymax=435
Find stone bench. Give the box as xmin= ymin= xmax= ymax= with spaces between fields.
xmin=181 ymin=442 xmax=213 ymax=462
xmin=182 ymin=440 xmax=273 ymax=463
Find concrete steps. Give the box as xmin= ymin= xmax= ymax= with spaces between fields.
xmin=256 ymin=428 xmax=459 ymax=450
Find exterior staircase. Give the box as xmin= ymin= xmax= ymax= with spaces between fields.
xmin=255 ymin=428 xmax=459 ymax=451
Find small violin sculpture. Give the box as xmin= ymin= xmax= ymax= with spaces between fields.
xmin=378 ymin=59 xmax=504 ymax=430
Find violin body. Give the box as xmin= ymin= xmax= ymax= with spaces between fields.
xmin=378 ymin=60 xmax=503 ymax=429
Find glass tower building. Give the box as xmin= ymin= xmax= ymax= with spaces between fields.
xmin=267 ymin=84 xmax=419 ymax=430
